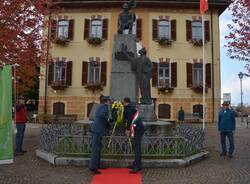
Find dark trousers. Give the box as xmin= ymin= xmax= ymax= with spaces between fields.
xmin=15 ymin=124 xmax=26 ymax=152
xmin=132 ymin=130 xmax=144 ymax=169
xmin=89 ymin=133 xmax=103 ymax=170
xmin=220 ymin=131 xmax=234 ymax=155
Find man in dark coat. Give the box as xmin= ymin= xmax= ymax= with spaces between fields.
xmin=178 ymin=106 xmax=185 ymax=123
xmin=89 ymin=96 xmax=111 ymax=174
xmin=123 ymin=97 xmax=145 ymax=173
xmin=218 ymin=101 xmax=236 ymax=158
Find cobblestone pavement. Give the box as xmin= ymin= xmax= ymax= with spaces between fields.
xmin=1 ymin=120 xmax=250 ymax=184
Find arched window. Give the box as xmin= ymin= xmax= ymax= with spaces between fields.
xmin=193 ymin=104 xmax=203 ymax=117
xmin=58 ymin=20 xmax=69 ymax=39
xmin=53 ymin=102 xmax=65 ymax=115
xmin=87 ymin=102 xmax=97 ymax=117
xmin=158 ymin=104 xmax=171 ymax=119
xmin=158 ymin=20 xmax=170 ymax=39
xmin=90 ymin=20 xmax=103 ymax=38
xmin=192 ymin=21 xmax=202 ymax=40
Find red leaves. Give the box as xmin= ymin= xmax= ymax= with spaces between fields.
xmin=0 ymin=0 xmax=52 ymax=93
xmin=225 ymin=0 xmax=250 ymax=73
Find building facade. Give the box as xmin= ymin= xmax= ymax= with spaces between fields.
xmin=38 ymin=0 xmax=228 ymax=122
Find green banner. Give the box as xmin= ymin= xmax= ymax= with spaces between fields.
xmin=0 ymin=65 xmax=13 ymax=164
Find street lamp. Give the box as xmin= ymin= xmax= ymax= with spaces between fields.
xmin=238 ymin=72 xmax=244 ymax=123
xmin=12 ymin=63 xmax=20 ymax=124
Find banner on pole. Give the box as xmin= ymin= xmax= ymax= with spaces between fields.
xmin=0 ymin=65 xmax=13 ymax=164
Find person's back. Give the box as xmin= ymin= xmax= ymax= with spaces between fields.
xmin=91 ymin=103 xmax=109 ymax=134
xmin=124 ymin=103 xmax=144 ymax=133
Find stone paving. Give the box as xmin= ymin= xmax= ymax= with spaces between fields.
xmin=1 ymin=119 xmax=250 ymax=184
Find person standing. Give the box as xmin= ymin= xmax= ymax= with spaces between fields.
xmin=123 ymin=97 xmax=145 ymax=173
xmin=178 ymin=106 xmax=185 ymax=124
xmin=218 ymin=101 xmax=236 ymax=158
xmin=89 ymin=96 xmax=111 ymax=174
xmin=14 ymin=96 xmax=28 ymax=156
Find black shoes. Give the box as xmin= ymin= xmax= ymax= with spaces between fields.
xmin=98 ymin=166 xmax=107 ymax=170
xmin=229 ymin=154 xmax=233 ymax=159
xmin=14 ymin=152 xmax=24 ymax=156
xmin=220 ymin=152 xmax=226 ymax=156
xmin=21 ymin=150 xmax=27 ymax=153
xmin=90 ymin=169 xmax=101 ymax=174
xmin=130 ymin=167 xmax=141 ymax=174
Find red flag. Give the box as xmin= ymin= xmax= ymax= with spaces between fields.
xmin=200 ymin=0 xmax=208 ymax=14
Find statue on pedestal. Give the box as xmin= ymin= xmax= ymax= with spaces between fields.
xmin=117 ymin=0 xmax=136 ymax=34
xmin=121 ymin=43 xmax=153 ymax=104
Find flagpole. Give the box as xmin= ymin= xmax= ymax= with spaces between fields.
xmin=202 ymin=14 xmax=206 ymax=130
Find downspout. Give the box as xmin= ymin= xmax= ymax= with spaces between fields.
xmin=210 ymin=9 xmax=215 ymax=123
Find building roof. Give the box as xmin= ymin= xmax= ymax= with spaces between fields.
xmin=53 ymin=0 xmax=229 ymax=14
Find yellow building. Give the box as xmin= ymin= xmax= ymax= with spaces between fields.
xmin=39 ymin=0 xmax=228 ymax=122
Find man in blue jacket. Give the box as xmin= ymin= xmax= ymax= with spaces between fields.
xmin=218 ymin=101 xmax=236 ymax=158
xmin=89 ymin=96 xmax=111 ymax=174
xmin=123 ymin=97 xmax=145 ymax=173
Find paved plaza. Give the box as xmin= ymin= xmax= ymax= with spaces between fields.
xmin=0 ymin=119 xmax=250 ymax=184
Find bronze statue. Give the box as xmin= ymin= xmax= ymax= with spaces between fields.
xmin=121 ymin=44 xmax=153 ymax=104
xmin=117 ymin=0 xmax=136 ymax=34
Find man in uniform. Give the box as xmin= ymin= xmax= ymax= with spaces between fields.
xmin=89 ymin=96 xmax=111 ymax=174
xmin=218 ymin=101 xmax=236 ymax=158
xmin=123 ymin=97 xmax=145 ymax=173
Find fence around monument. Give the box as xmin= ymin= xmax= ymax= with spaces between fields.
xmin=39 ymin=123 xmax=204 ymax=159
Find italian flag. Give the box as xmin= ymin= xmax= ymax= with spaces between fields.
xmin=200 ymin=0 xmax=208 ymax=14
xmin=130 ymin=111 xmax=139 ymax=138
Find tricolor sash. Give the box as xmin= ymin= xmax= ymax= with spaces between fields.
xmin=130 ymin=111 xmax=139 ymax=138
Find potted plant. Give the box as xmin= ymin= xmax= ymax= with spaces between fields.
xmin=56 ymin=36 xmax=70 ymax=46
xmin=191 ymin=84 xmax=208 ymax=93
xmin=87 ymin=37 xmax=103 ymax=46
xmin=189 ymin=39 xmax=203 ymax=47
xmin=51 ymin=80 xmax=67 ymax=90
xmin=157 ymin=37 xmax=172 ymax=46
xmin=85 ymin=82 xmax=104 ymax=92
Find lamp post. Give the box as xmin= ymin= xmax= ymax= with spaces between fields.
xmin=238 ymin=72 xmax=244 ymax=123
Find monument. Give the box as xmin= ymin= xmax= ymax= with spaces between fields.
xmin=110 ymin=0 xmax=157 ymax=121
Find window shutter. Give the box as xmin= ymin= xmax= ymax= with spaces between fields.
xmin=171 ymin=62 xmax=177 ymax=87
xmin=82 ymin=61 xmax=88 ymax=85
xmin=152 ymin=62 xmax=158 ymax=87
xmin=48 ymin=62 xmax=54 ymax=85
xmin=101 ymin=61 xmax=107 ymax=86
xmin=205 ymin=20 xmax=210 ymax=42
xmin=136 ymin=18 xmax=142 ymax=41
xmin=171 ymin=19 xmax=176 ymax=41
xmin=186 ymin=20 xmax=192 ymax=41
xmin=152 ymin=19 xmax=158 ymax=40
xmin=66 ymin=61 xmax=72 ymax=86
xmin=102 ymin=19 xmax=108 ymax=40
xmin=186 ymin=63 xmax=193 ymax=87
xmin=51 ymin=20 xmax=57 ymax=42
xmin=206 ymin=63 xmax=211 ymax=88
xmin=84 ymin=19 xmax=90 ymax=40
xmin=68 ymin=19 xmax=74 ymax=40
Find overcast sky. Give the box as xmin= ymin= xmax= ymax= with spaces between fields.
xmin=219 ymin=9 xmax=250 ymax=106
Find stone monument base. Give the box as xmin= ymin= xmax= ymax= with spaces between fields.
xmin=137 ymin=104 xmax=157 ymax=122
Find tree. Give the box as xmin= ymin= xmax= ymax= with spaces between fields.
xmin=225 ymin=0 xmax=250 ymax=73
xmin=0 ymin=0 xmax=53 ymax=94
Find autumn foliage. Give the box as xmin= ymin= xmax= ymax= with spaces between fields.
xmin=225 ymin=0 xmax=250 ymax=73
xmin=0 ymin=0 xmax=53 ymax=93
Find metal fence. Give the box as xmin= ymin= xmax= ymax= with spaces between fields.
xmin=39 ymin=123 xmax=204 ymax=159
